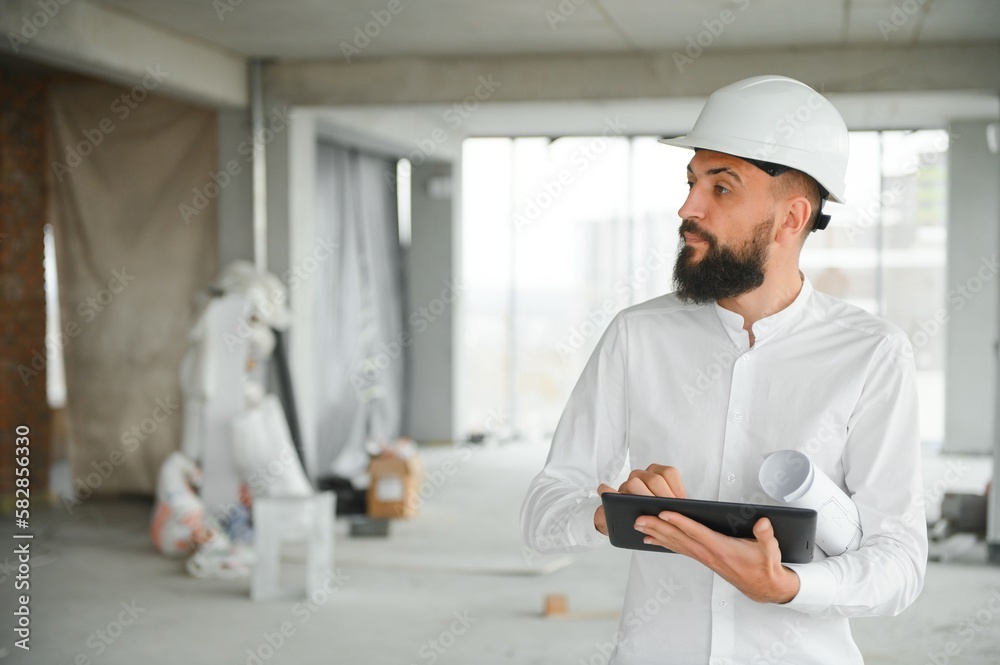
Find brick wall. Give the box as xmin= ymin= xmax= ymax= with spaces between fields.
xmin=0 ymin=63 xmax=52 ymax=505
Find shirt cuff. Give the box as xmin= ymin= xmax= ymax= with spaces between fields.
xmin=568 ymin=494 xmax=610 ymax=548
xmin=781 ymin=562 xmax=837 ymax=614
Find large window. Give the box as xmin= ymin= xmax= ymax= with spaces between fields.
xmin=459 ymin=131 xmax=948 ymax=445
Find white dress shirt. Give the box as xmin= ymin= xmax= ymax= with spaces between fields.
xmin=521 ymin=277 xmax=927 ymax=665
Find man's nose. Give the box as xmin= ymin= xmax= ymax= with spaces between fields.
xmin=677 ymin=187 xmax=704 ymax=221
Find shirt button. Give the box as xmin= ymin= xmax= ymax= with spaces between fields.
xmin=733 ymin=412 xmax=743 ymax=421
xmin=714 ymin=660 xmax=726 ymax=665
xmin=719 ymin=600 xmax=728 ymax=608
xmin=742 ymin=354 xmax=750 ymax=361
xmin=727 ymin=473 xmax=736 ymax=483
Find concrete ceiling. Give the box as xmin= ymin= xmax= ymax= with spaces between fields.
xmin=314 ymin=91 xmax=1000 ymax=162
xmin=96 ymin=0 xmax=1000 ymax=61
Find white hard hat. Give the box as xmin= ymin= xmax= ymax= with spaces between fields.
xmin=660 ymin=75 xmax=849 ymax=208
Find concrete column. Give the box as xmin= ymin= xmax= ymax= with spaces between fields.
xmin=263 ymin=106 xmax=319 ymax=474
xmin=981 ymin=119 xmax=1000 ymax=563
xmin=944 ymin=121 xmax=1000 ymax=455
xmin=406 ymin=161 xmax=457 ymax=443
xmin=216 ymin=108 xmax=254 ymax=266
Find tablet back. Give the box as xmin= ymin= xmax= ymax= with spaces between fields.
xmin=602 ymin=494 xmax=817 ymax=564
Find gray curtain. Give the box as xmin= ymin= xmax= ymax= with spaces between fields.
xmin=314 ymin=143 xmax=405 ymax=474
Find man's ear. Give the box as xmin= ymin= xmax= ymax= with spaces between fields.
xmin=775 ymin=196 xmax=812 ymax=245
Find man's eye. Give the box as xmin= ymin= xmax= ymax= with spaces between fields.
xmin=715 ymin=184 xmax=730 ymax=195
xmin=686 ymin=181 xmax=694 ymax=190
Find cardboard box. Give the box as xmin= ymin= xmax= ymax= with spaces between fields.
xmin=367 ymin=453 xmax=423 ymax=519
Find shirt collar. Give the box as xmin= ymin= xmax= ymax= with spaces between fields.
xmin=713 ymin=274 xmax=814 ymax=348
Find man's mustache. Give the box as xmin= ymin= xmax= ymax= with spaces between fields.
xmin=679 ymin=219 xmax=718 ymax=248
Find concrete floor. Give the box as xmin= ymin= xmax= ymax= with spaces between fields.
xmin=2 ymin=443 xmax=1000 ymax=664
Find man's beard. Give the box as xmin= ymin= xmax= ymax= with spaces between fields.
xmin=672 ymin=216 xmax=773 ymax=303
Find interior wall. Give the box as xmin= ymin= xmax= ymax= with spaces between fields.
xmin=944 ymin=120 xmax=1000 ymax=454
xmin=0 ymin=63 xmax=52 ymax=502
xmin=406 ymin=161 xmax=456 ymax=442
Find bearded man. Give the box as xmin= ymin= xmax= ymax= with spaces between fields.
xmin=521 ymin=75 xmax=926 ymax=665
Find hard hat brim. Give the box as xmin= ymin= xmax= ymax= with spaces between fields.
xmin=658 ymin=135 xmax=845 ymax=204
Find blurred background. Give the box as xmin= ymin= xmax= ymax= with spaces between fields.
xmin=1 ymin=0 xmax=999 ymax=663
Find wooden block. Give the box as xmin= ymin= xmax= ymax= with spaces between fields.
xmin=543 ymin=593 xmax=568 ymax=616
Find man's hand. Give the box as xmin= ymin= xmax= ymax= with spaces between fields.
xmin=594 ymin=465 xmax=686 ymax=536
xmin=595 ymin=464 xmax=800 ymax=604
xmin=636 ymin=511 xmax=800 ymax=604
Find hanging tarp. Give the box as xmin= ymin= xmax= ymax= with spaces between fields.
xmin=48 ymin=79 xmax=218 ymax=495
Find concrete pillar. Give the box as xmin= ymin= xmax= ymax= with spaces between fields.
xmin=263 ymin=106 xmax=319 ymax=474
xmin=979 ymin=119 xmax=1000 ymax=563
xmin=405 ymin=161 xmax=457 ymax=443
xmin=216 ymin=109 xmax=254 ymax=266
xmin=944 ymin=121 xmax=1000 ymax=455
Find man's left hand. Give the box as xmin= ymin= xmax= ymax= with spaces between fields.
xmin=635 ymin=511 xmax=801 ymax=604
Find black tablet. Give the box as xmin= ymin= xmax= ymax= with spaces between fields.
xmin=601 ymin=493 xmax=817 ymax=564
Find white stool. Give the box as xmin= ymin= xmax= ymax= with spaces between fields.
xmin=252 ymin=492 xmax=335 ymax=601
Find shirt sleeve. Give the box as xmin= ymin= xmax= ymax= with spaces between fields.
xmin=783 ymin=331 xmax=928 ymax=617
xmin=520 ymin=314 xmax=631 ymax=553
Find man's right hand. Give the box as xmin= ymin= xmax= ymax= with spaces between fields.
xmin=594 ymin=464 xmax=687 ymax=536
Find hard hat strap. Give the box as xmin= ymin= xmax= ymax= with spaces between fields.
xmin=813 ymin=196 xmax=831 ymax=232
xmin=742 ymin=157 xmax=790 ymax=178
xmin=743 ymin=157 xmax=832 ymax=232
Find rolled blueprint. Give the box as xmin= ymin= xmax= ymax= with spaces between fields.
xmin=758 ymin=450 xmax=862 ymax=556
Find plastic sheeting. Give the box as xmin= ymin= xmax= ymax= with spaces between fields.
xmin=314 ymin=144 xmax=405 ymax=475
xmin=48 ymin=80 xmax=218 ymax=495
